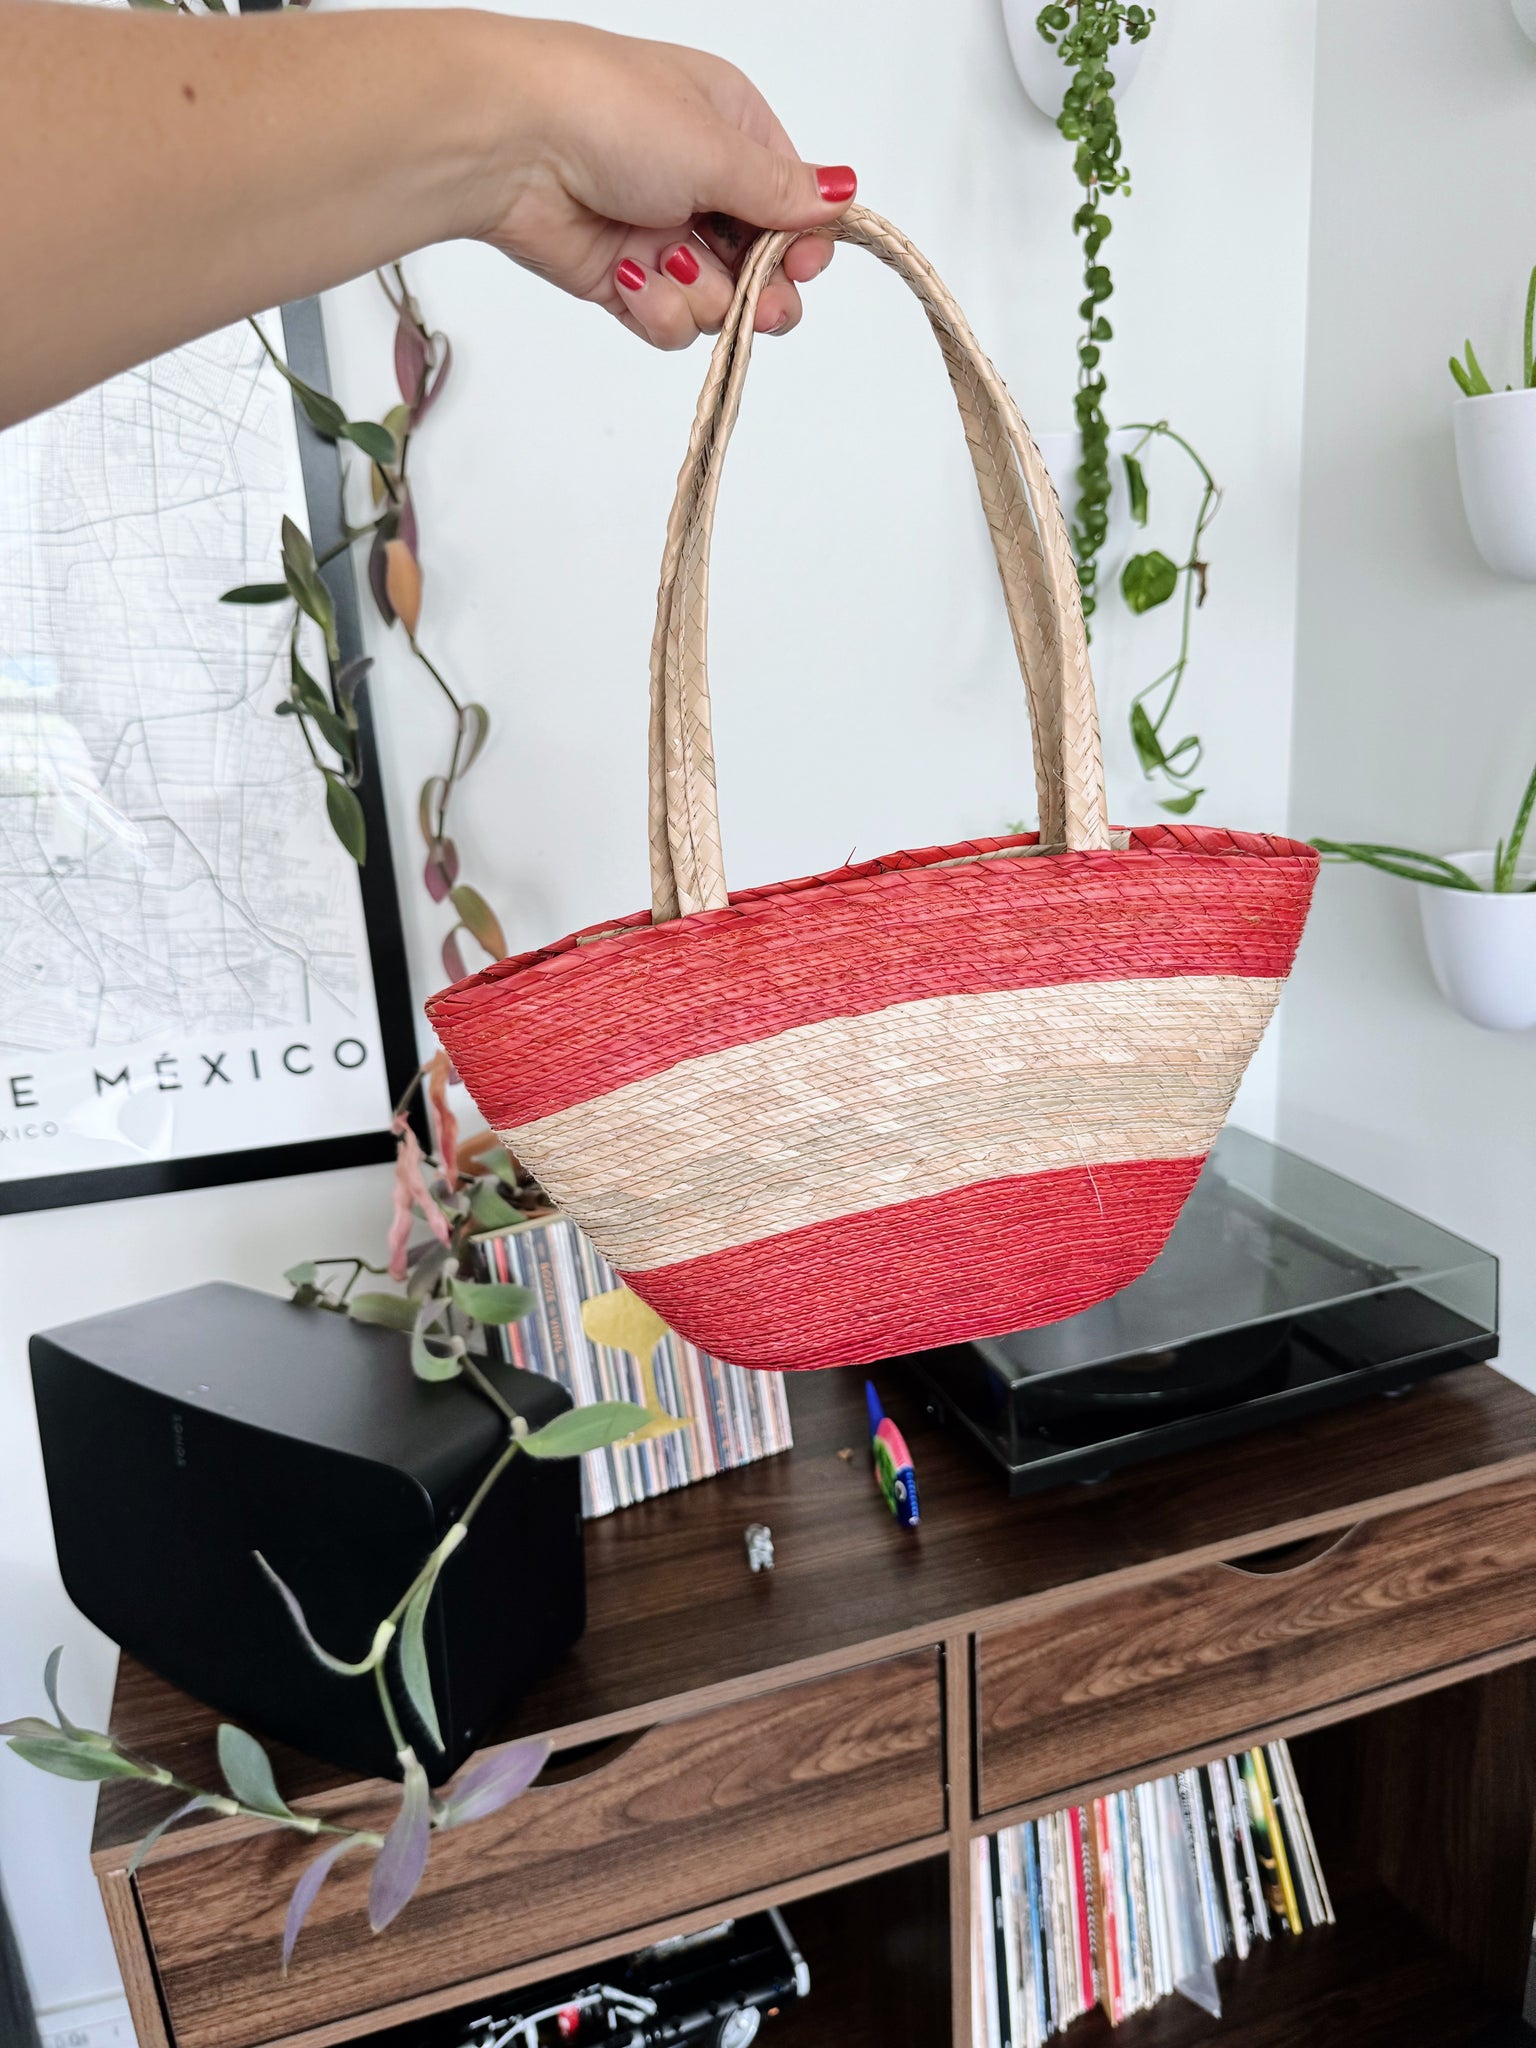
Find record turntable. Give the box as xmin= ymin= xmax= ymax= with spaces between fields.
xmin=913 ymin=1128 xmax=1499 ymax=1495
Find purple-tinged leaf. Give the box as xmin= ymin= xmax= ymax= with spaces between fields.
xmin=415 ymin=337 xmax=453 ymax=424
xmin=394 ymin=315 xmax=429 ymax=412
xmin=437 ymin=1738 xmax=550 ymax=1827
xmin=254 ymin=1554 xmax=374 ymax=1676
xmin=129 ymin=1796 xmax=222 ymax=1876
xmin=368 ymin=526 xmax=395 ymax=628
xmin=396 ymin=492 xmax=419 ymax=562
xmin=284 ymin=1836 xmax=362 ymax=1973
xmin=441 ymin=929 xmax=468 ymax=986
xmin=369 ymin=1758 xmax=431 ymax=1932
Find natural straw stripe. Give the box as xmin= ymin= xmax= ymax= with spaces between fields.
xmin=648 ymin=207 xmax=1111 ymax=923
xmin=502 ymin=976 xmax=1279 ymax=1274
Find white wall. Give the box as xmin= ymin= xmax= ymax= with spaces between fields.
xmin=1280 ymin=0 xmax=1536 ymax=1386
xmin=0 ymin=0 xmax=1316 ymax=2014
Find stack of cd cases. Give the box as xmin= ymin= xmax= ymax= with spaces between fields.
xmin=972 ymin=1739 xmax=1333 ymax=2042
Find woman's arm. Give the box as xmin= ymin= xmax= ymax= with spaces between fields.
xmin=0 ymin=3 xmax=855 ymax=426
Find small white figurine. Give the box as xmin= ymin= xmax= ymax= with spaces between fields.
xmin=744 ymin=1522 xmax=775 ymax=1573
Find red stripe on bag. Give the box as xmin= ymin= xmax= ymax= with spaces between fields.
xmin=617 ymin=1156 xmax=1206 ymax=1372
xmin=432 ymin=829 xmax=1316 ymax=1130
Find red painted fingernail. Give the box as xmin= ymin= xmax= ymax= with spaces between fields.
xmin=663 ymin=245 xmax=700 ymax=286
xmin=816 ymin=165 xmax=857 ymax=204
xmin=615 ymin=259 xmax=647 ymax=292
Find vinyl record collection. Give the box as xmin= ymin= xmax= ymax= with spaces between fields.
xmin=972 ymin=1740 xmax=1333 ymax=2043
xmin=481 ymin=1216 xmax=792 ymax=1517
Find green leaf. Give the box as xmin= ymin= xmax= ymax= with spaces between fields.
xmin=342 ymin=420 xmax=398 ymax=466
xmin=284 ymin=1261 xmax=319 ymax=1291
xmin=1449 ymin=353 xmax=1475 ymax=397
xmin=0 ymin=1717 xmax=60 ymax=1741
xmin=1121 ymin=549 xmax=1180 ymax=614
xmin=217 ymin=1724 xmax=295 ymax=1819
xmin=1310 ymin=839 xmax=1481 ymax=889
xmin=129 ymin=1797 xmax=221 ymax=1877
xmin=449 ymin=885 xmax=506 ymax=960
xmin=1123 ymin=453 xmax=1149 ymax=527
xmin=478 ymin=1143 xmax=519 ymax=1187
xmin=1462 ymin=340 xmax=1494 ymax=397
xmin=280 ymin=517 xmax=338 ymax=659
xmin=221 ymin=583 xmax=291 ymax=606
xmin=450 ymin=1279 xmax=535 ymax=1326
xmin=1129 ymin=701 xmax=1166 ymax=775
xmin=1158 ymin=787 xmax=1203 ymax=816
xmin=397 ymin=1579 xmax=442 ymax=1752
xmin=468 ymin=1183 xmax=523 ymax=1233
xmin=8 ymin=1737 xmax=149 ymax=1783
xmin=323 ymin=773 xmax=367 ymax=865
xmin=418 ymin=776 xmax=448 ymax=847
xmin=396 ymin=1537 xmax=463 ymax=1758
xmin=410 ymin=1308 xmax=465 ymax=1382
xmin=349 ymin=1291 xmax=418 ymax=1332
xmin=44 ymin=1647 xmax=111 ymax=1747
xmin=459 ymin=703 xmax=491 ymax=775
xmin=519 ymin=1401 xmax=653 ymax=1459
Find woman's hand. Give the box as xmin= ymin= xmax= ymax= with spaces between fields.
xmin=477 ymin=21 xmax=856 ymax=351
xmin=0 ymin=5 xmax=856 ymax=426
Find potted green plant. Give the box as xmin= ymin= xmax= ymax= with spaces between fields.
xmin=1314 ymin=752 xmax=1536 ymax=1031
xmin=1002 ymin=0 xmax=1147 ymax=117
xmin=1450 ymin=264 xmax=1536 ymax=579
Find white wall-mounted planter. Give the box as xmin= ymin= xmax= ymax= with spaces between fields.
xmin=1416 ymin=851 xmax=1536 ymax=1031
xmin=1001 ymin=0 xmax=1146 ymax=118
xmin=1452 ymin=389 xmax=1536 ymax=579
xmin=1513 ymin=0 xmax=1536 ymax=47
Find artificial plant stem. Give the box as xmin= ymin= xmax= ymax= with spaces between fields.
xmin=1496 ymin=753 xmax=1536 ymax=889
xmin=373 ymin=1663 xmax=408 ymax=1756
xmin=459 ymin=1353 xmax=522 ymax=1428
xmin=1525 ymin=265 xmax=1536 ymax=390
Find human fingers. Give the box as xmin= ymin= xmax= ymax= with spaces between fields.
xmin=610 ymin=255 xmax=717 ymax=351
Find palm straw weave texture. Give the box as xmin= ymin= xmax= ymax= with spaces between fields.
xmin=428 ymin=210 xmax=1319 ymax=1371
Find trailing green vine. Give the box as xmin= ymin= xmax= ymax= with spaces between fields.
xmin=222 ymin=270 xmax=507 ymax=987
xmin=3 ymin=1071 xmax=661 ymax=1965
xmin=1120 ymin=422 xmax=1221 ymax=814
xmin=1036 ymin=0 xmax=1155 ymax=630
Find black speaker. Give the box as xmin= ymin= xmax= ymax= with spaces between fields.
xmin=30 ymin=1282 xmax=584 ymax=1783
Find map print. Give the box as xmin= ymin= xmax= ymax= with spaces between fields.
xmin=0 ymin=318 xmax=391 ymax=1186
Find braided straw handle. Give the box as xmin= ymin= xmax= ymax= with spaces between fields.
xmin=648 ymin=205 xmax=1111 ymax=923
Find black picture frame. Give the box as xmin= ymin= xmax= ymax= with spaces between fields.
xmin=0 ymin=301 xmax=420 ymax=1216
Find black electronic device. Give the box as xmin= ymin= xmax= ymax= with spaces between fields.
xmin=914 ymin=1129 xmax=1501 ymax=1495
xmin=372 ymin=1910 xmax=809 ymax=2048
xmin=30 ymin=1282 xmax=584 ymax=1781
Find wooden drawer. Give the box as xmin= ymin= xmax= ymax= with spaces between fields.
xmin=133 ymin=1647 xmax=944 ymax=2048
xmin=975 ymin=1473 xmax=1536 ymax=1816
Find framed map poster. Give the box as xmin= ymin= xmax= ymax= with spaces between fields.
xmin=0 ymin=300 xmax=419 ymax=1213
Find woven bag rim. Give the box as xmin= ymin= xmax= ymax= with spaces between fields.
xmin=427 ymin=823 xmax=1319 ymax=1018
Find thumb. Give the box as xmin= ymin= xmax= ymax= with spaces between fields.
xmin=701 ymin=138 xmax=856 ymax=234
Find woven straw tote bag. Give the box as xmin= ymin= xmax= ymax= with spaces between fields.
xmin=429 ymin=209 xmax=1318 ymax=1373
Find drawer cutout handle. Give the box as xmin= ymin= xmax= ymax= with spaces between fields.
xmin=535 ymin=1727 xmax=652 ymax=1786
xmin=1221 ymin=1524 xmax=1361 ymax=1578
